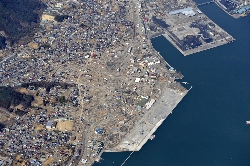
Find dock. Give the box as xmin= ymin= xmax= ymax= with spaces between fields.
xmin=156 ymin=4 xmax=235 ymax=56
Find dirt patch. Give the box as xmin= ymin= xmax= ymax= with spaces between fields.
xmin=42 ymin=37 xmax=47 ymax=43
xmin=28 ymin=42 xmax=39 ymax=49
xmin=112 ymin=5 xmax=119 ymax=12
xmin=42 ymin=156 xmax=54 ymax=166
xmin=35 ymin=124 xmax=44 ymax=131
xmin=15 ymin=104 xmax=24 ymax=110
xmin=89 ymin=38 xmax=95 ymax=45
xmin=42 ymin=14 xmax=55 ymax=21
xmin=32 ymin=95 xmax=44 ymax=107
xmin=12 ymin=155 xmax=26 ymax=166
xmin=56 ymin=120 xmax=74 ymax=131
xmin=18 ymin=88 xmax=28 ymax=94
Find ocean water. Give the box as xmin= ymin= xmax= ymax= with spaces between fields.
xmin=94 ymin=1 xmax=250 ymax=166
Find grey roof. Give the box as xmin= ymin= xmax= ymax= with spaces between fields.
xmin=46 ymin=121 xmax=52 ymax=126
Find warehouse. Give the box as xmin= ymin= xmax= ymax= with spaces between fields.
xmin=169 ymin=7 xmax=196 ymax=16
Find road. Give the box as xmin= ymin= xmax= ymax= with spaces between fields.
xmin=0 ymin=53 xmax=17 ymax=66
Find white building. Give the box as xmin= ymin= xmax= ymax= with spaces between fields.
xmin=135 ymin=78 xmax=140 ymax=83
xmin=145 ymin=99 xmax=156 ymax=109
xmin=169 ymin=7 xmax=196 ymax=17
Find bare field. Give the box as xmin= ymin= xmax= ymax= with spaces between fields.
xmin=56 ymin=120 xmax=74 ymax=131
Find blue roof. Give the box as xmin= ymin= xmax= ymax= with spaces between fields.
xmin=46 ymin=121 xmax=52 ymax=126
xmin=95 ymin=128 xmax=104 ymax=133
xmin=137 ymin=105 xmax=142 ymax=110
xmin=235 ymin=5 xmax=250 ymax=14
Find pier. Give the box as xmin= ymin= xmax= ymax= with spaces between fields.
xmin=196 ymin=1 xmax=214 ymax=6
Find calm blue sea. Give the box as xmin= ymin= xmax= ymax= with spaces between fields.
xmin=94 ymin=1 xmax=250 ymax=166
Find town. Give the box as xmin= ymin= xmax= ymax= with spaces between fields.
xmin=0 ymin=0 xmax=236 ymax=165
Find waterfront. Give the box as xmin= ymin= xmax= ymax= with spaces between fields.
xmin=94 ymin=1 xmax=250 ymax=166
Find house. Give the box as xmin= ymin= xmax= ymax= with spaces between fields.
xmin=135 ymin=78 xmax=140 ymax=83
xmin=95 ymin=128 xmax=104 ymax=134
xmin=145 ymin=99 xmax=155 ymax=109
xmin=46 ymin=121 xmax=53 ymax=129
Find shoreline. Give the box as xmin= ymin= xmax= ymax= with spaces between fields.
xmin=147 ymin=3 xmax=235 ymax=56
xmin=162 ymin=26 xmax=235 ymax=56
xmin=105 ymin=86 xmax=188 ymax=152
xmin=213 ymin=0 xmax=241 ymax=19
xmin=103 ymin=30 xmax=189 ymax=153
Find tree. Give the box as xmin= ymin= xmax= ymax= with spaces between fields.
xmin=58 ymin=96 xmax=66 ymax=103
xmin=54 ymin=15 xmax=69 ymax=22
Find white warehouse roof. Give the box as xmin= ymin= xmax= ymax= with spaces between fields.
xmin=169 ymin=7 xmax=195 ymax=15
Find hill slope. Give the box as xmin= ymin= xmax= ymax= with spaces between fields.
xmin=0 ymin=0 xmax=45 ymax=47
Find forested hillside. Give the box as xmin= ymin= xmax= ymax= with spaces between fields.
xmin=0 ymin=0 xmax=45 ymax=47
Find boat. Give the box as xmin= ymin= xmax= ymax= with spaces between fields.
xmin=241 ymin=12 xmax=246 ymax=17
xmin=246 ymin=121 xmax=250 ymax=124
xmin=150 ymin=135 xmax=155 ymax=140
xmin=181 ymin=82 xmax=189 ymax=84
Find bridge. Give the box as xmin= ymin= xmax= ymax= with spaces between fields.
xmin=196 ymin=1 xmax=214 ymax=6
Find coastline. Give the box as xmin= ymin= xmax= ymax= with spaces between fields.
xmin=213 ymin=0 xmax=241 ymax=19
xmin=162 ymin=23 xmax=235 ymax=56
xmin=103 ymin=31 xmax=189 ymax=153
xmin=105 ymin=86 xmax=188 ymax=152
xmin=94 ymin=9 xmax=250 ymax=166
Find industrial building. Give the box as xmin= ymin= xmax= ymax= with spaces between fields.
xmin=169 ymin=7 xmax=196 ymax=16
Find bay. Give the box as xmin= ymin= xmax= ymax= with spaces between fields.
xmin=94 ymin=1 xmax=250 ymax=166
